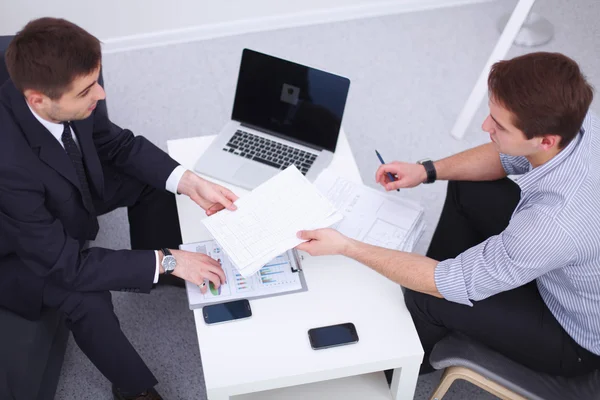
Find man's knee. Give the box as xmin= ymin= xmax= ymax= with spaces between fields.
xmin=56 ymin=290 xmax=114 ymax=325
xmin=404 ymin=288 xmax=428 ymax=315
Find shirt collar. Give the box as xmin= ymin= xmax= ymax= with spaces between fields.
xmin=517 ymin=114 xmax=590 ymax=193
xmin=26 ymin=102 xmax=65 ymax=140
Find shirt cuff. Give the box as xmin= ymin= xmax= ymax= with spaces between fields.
xmin=165 ymin=166 xmax=188 ymax=194
xmin=434 ymin=258 xmax=473 ymax=306
xmin=154 ymin=250 xmax=160 ymax=284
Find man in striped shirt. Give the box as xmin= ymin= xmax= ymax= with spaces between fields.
xmin=296 ymin=52 xmax=600 ymax=377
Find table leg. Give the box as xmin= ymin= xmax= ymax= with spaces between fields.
xmin=449 ymin=0 xmax=536 ymax=140
xmin=390 ymin=363 xmax=420 ymax=400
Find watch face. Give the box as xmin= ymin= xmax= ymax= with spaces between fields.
xmin=164 ymin=256 xmax=177 ymax=271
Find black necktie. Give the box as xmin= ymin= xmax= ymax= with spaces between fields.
xmin=61 ymin=122 xmax=99 ymax=238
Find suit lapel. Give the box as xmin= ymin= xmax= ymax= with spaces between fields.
xmin=1 ymin=81 xmax=103 ymax=209
xmin=2 ymin=82 xmax=82 ymax=190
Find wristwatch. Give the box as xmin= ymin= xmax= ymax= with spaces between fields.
xmin=160 ymin=248 xmax=177 ymax=275
xmin=417 ymin=159 xmax=437 ymax=184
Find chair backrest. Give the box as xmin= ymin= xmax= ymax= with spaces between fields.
xmin=0 ymin=35 xmax=14 ymax=85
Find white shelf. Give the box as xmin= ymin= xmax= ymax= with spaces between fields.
xmin=233 ymin=372 xmax=392 ymax=400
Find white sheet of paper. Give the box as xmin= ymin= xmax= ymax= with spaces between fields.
xmin=314 ymin=169 xmax=424 ymax=252
xmin=203 ymin=166 xmax=342 ymax=277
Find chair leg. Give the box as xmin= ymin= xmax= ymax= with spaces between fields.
xmin=429 ymin=368 xmax=459 ymax=400
xmin=429 ymin=366 xmax=528 ymax=400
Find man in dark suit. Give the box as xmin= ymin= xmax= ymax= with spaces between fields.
xmin=0 ymin=18 xmax=238 ymax=400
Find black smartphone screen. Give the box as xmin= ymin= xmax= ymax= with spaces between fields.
xmin=308 ymin=323 xmax=359 ymax=350
xmin=203 ymin=299 xmax=252 ymax=324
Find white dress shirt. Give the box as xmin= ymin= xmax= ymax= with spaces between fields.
xmin=27 ymin=105 xmax=186 ymax=284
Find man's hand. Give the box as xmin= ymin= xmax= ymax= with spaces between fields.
xmin=169 ymin=250 xmax=227 ymax=294
xmin=177 ymin=170 xmax=239 ymax=216
xmin=295 ymin=228 xmax=353 ymax=256
xmin=375 ymin=161 xmax=427 ymax=191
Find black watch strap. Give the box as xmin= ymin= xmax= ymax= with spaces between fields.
xmin=161 ymin=248 xmax=172 ymax=257
xmin=421 ymin=160 xmax=437 ymax=184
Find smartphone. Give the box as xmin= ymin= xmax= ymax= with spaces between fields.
xmin=308 ymin=323 xmax=359 ymax=350
xmin=203 ymin=299 xmax=252 ymax=325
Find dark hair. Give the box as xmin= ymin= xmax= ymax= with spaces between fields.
xmin=5 ymin=17 xmax=101 ymax=100
xmin=488 ymin=52 xmax=594 ymax=149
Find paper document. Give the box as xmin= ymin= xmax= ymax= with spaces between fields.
xmin=202 ymin=166 xmax=342 ymax=277
xmin=180 ymin=240 xmax=307 ymax=309
xmin=314 ymin=169 xmax=424 ymax=252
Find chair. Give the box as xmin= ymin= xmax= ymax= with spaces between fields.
xmin=428 ymin=334 xmax=600 ymax=400
xmin=0 ymin=34 xmax=70 ymax=400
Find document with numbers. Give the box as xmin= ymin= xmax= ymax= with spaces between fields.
xmin=181 ymin=240 xmax=307 ymax=309
xmin=202 ymin=166 xmax=342 ymax=277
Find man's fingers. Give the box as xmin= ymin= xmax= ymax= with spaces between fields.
xmin=375 ymin=165 xmax=390 ymax=182
xmin=223 ymin=188 xmax=239 ymax=205
xmin=386 ymin=180 xmax=402 ymax=191
xmin=201 ymin=254 xmax=221 ymax=268
xmin=295 ymin=242 xmax=309 ymax=250
xmin=376 ymin=166 xmax=396 ymax=185
xmin=215 ymin=189 xmax=238 ymax=211
xmin=204 ymin=270 xmax=224 ymax=287
xmin=206 ymin=264 xmax=227 ymax=284
xmin=199 ymin=281 xmax=208 ymax=294
xmin=297 ymin=230 xmax=318 ymax=240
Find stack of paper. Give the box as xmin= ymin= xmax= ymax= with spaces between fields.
xmin=314 ymin=169 xmax=425 ymax=252
xmin=202 ymin=166 xmax=342 ymax=277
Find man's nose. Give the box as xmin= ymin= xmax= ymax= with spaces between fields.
xmin=482 ymin=115 xmax=492 ymax=132
xmin=94 ymin=83 xmax=106 ymax=101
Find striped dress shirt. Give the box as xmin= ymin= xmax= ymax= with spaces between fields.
xmin=435 ymin=111 xmax=600 ymax=355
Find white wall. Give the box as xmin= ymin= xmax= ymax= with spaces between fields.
xmin=1 ymin=0 xmax=490 ymax=52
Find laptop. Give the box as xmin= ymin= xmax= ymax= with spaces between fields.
xmin=194 ymin=48 xmax=350 ymax=190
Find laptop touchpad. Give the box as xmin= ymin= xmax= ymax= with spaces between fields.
xmin=232 ymin=163 xmax=278 ymax=187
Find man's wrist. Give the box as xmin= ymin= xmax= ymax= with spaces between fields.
xmin=158 ymin=250 xmax=165 ymax=274
xmin=177 ymin=170 xmax=197 ymax=197
xmin=341 ymin=238 xmax=358 ymax=258
xmin=420 ymin=164 xmax=428 ymax=183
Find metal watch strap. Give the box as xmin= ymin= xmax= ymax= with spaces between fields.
xmin=421 ymin=160 xmax=436 ymax=184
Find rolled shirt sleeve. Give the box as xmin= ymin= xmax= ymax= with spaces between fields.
xmin=499 ymin=153 xmax=532 ymax=176
xmin=434 ymin=209 xmax=578 ymax=306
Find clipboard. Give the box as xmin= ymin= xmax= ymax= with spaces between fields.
xmin=180 ymin=240 xmax=308 ymax=309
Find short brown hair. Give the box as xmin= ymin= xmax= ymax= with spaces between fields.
xmin=488 ymin=52 xmax=593 ymax=149
xmin=5 ymin=17 xmax=101 ymax=99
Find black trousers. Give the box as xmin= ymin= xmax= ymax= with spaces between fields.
xmin=406 ymin=179 xmax=600 ymax=377
xmin=43 ymin=171 xmax=183 ymax=394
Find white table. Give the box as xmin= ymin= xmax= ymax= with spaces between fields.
xmin=167 ymin=129 xmax=424 ymax=400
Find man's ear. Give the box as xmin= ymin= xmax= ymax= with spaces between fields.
xmin=539 ymin=134 xmax=561 ymax=151
xmin=23 ymin=89 xmax=47 ymax=109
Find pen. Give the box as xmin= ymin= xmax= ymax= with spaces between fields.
xmin=375 ymin=150 xmax=400 ymax=192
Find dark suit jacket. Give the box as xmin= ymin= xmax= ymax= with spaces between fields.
xmin=0 ymin=79 xmax=180 ymax=320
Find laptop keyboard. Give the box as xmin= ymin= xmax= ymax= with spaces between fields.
xmin=222 ymin=130 xmax=317 ymax=175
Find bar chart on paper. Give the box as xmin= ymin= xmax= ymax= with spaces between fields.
xmin=181 ymin=240 xmax=308 ymax=308
xmin=259 ymin=256 xmax=296 ymax=286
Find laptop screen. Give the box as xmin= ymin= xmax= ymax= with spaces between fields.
xmin=231 ymin=49 xmax=350 ymax=153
